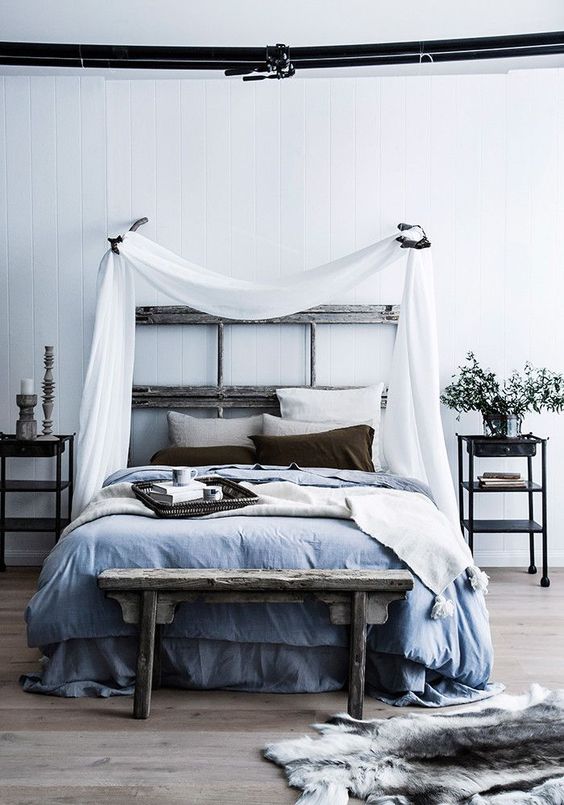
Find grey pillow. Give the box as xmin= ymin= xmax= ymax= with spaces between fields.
xmin=262 ymin=413 xmax=370 ymax=437
xmin=167 ymin=411 xmax=263 ymax=448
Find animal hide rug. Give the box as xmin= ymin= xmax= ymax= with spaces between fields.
xmin=264 ymin=686 xmax=564 ymax=804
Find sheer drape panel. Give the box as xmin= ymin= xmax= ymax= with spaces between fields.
xmin=73 ymin=228 xmax=457 ymax=534
xmin=384 ymin=250 xmax=460 ymax=533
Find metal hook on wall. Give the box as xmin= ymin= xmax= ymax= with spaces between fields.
xmin=108 ymin=217 xmax=149 ymax=254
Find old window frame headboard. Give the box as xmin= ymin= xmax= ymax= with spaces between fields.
xmin=132 ymin=304 xmax=400 ymax=416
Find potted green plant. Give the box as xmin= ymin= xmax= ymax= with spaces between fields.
xmin=441 ymin=352 xmax=564 ymax=437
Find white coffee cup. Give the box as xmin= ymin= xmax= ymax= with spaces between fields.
xmin=172 ymin=467 xmax=198 ymax=486
xmin=203 ymin=485 xmax=223 ymax=502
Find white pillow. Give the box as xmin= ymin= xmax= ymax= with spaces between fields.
xmin=276 ymin=384 xmax=384 ymax=469
xmin=262 ymin=413 xmax=371 ymax=437
xmin=167 ymin=412 xmax=263 ymax=448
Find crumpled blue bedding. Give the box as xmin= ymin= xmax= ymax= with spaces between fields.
xmin=21 ymin=464 xmax=502 ymax=706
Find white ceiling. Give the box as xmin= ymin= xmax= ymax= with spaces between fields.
xmin=1 ymin=0 xmax=564 ymax=78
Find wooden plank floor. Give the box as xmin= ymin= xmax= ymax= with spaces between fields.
xmin=0 ymin=568 xmax=562 ymax=803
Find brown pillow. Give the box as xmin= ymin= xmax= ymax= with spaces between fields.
xmin=250 ymin=425 xmax=374 ymax=472
xmin=150 ymin=445 xmax=257 ymax=466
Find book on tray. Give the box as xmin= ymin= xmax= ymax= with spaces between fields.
xmin=147 ymin=481 xmax=205 ymax=505
xmin=152 ymin=480 xmax=205 ymax=494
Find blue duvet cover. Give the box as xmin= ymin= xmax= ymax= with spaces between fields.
xmin=22 ymin=465 xmax=501 ymax=706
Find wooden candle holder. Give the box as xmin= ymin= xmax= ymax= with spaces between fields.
xmin=16 ymin=394 xmax=38 ymax=440
xmin=41 ymin=345 xmax=55 ymax=437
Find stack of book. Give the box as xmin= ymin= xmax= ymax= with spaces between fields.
xmin=478 ymin=472 xmax=526 ymax=489
xmin=147 ymin=480 xmax=206 ymax=505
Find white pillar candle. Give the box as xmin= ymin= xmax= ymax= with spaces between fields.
xmin=20 ymin=378 xmax=34 ymax=395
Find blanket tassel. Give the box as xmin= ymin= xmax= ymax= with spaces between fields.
xmin=467 ymin=565 xmax=489 ymax=594
xmin=431 ymin=594 xmax=455 ymax=620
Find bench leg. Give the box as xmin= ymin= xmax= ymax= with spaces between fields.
xmin=152 ymin=624 xmax=163 ymax=690
xmin=134 ymin=591 xmax=158 ymax=719
xmin=347 ymin=591 xmax=367 ymax=720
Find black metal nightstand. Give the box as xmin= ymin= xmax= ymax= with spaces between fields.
xmin=0 ymin=433 xmax=74 ymax=571
xmin=457 ymin=434 xmax=548 ymax=587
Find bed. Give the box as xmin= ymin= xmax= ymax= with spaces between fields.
xmin=22 ymin=304 xmax=500 ymax=707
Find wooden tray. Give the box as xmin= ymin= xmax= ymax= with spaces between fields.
xmin=132 ymin=477 xmax=259 ymax=518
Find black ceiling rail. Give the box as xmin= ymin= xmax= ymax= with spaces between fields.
xmin=290 ymin=30 xmax=564 ymax=59
xmin=1 ymin=31 xmax=564 ymax=73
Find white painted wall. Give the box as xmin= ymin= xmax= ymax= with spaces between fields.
xmin=1 ymin=70 xmax=563 ymax=568
xmin=2 ymin=0 xmax=562 ymax=48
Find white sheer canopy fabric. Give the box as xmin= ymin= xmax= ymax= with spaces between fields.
xmin=73 ymin=227 xmax=458 ymax=533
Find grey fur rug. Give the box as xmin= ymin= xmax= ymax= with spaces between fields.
xmin=264 ymin=686 xmax=564 ymax=804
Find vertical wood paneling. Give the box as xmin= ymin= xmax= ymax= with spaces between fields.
xmin=228 ymin=82 xmax=258 ymax=386
xmin=106 ymin=81 xmax=132 ymax=231
xmin=3 ymin=72 xmax=564 ymax=565
xmin=30 ymin=77 xmax=57 ymax=501
xmin=55 ymin=78 xmax=83 ymax=434
xmin=5 ymin=77 xmax=35 ymax=520
xmin=475 ymin=76 xmax=507 ymax=549
xmin=129 ymin=80 xmax=159 ymax=458
xmin=279 ymin=82 xmax=307 ymax=386
xmin=154 ymin=80 xmax=182 ymax=387
xmin=453 ymin=78 xmax=488 ymax=528
xmin=329 ymin=80 xmax=357 ymax=384
xmin=149 ymin=80 xmax=183 ymax=454
xmin=205 ymin=81 xmax=231 ymax=276
xmin=80 ymin=77 xmax=107 ymax=375
xmin=378 ymin=77 xmax=406 ymax=304
xmin=304 ymin=80 xmax=331 ymax=385
xmin=254 ymin=82 xmax=281 ymax=386
xmin=105 ymin=78 xmax=134 ymax=452
xmin=429 ymin=76 xmax=461 ymax=498
xmin=353 ymin=80 xmax=392 ymax=386
xmin=206 ymin=82 xmax=239 ymax=388
xmin=0 ymin=79 xmax=11 ymax=438
xmin=5 ymin=78 xmax=34 ymax=406
xmin=180 ymin=82 xmax=214 ymax=389
xmin=504 ymin=72 xmax=534 ymax=544
xmin=105 ymin=77 xmax=135 ymax=452
xmin=525 ymin=70 xmax=561 ymax=556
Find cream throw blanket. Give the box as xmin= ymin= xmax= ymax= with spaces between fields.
xmin=63 ymin=481 xmax=487 ymax=619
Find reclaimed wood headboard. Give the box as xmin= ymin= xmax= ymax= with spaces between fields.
xmin=132 ymin=304 xmax=399 ymax=416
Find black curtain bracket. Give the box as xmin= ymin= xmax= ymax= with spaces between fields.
xmin=108 ymin=217 xmax=149 ymax=254
xmin=108 ymin=234 xmax=123 ymax=254
xmin=396 ymin=223 xmax=431 ymax=249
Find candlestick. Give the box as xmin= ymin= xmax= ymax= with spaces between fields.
xmin=20 ymin=378 xmax=34 ymax=395
xmin=16 ymin=394 xmax=38 ymax=440
xmin=41 ymin=346 xmax=55 ymax=437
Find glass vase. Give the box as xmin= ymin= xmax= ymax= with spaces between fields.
xmin=482 ymin=413 xmax=522 ymax=438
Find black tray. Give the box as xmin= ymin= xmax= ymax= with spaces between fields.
xmin=132 ymin=477 xmax=259 ymax=518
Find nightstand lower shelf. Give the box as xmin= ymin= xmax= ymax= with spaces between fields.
xmin=1 ymin=480 xmax=70 ymax=492
xmin=1 ymin=433 xmax=74 ymax=571
xmin=462 ymin=519 xmax=543 ymax=534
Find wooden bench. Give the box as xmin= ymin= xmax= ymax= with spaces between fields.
xmin=97 ymin=568 xmax=414 ymax=720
